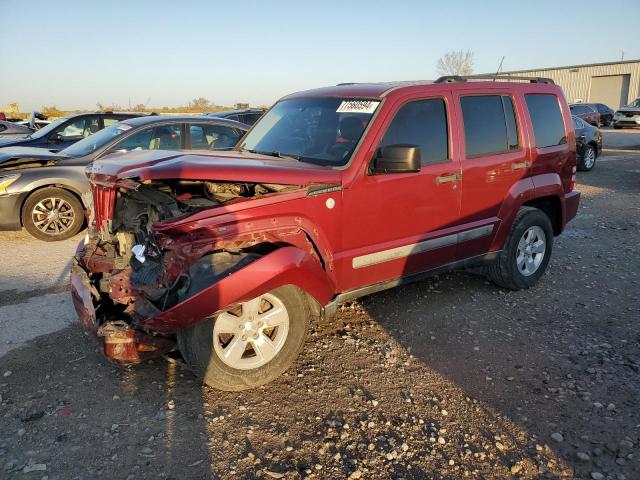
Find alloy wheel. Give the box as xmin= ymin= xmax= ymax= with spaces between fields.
xmin=31 ymin=197 xmax=76 ymax=235
xmin=516 ymin=226 xmax=546 ymax=276
xmin=583 ymin=147 xmax=596 ymax=169
xmin=212 ymin=293 xmax=290 ymax=370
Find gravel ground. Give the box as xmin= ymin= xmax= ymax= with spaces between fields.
xmin=0 ymin=152 xmax=638 ymax=479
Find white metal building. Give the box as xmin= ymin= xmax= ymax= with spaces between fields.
xmin=497 ymin=60 xmax=640 ymax=108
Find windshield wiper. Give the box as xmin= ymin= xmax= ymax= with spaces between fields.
xmin=249 ymin=149 xmax=300 ymax=161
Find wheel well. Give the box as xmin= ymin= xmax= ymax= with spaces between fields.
xmin=523 ymin=196 xmax=561 ymax=235
xmin=19 ymin=184 xmax=85 ymax=227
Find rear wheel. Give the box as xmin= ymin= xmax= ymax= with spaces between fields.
xmin=177 ymin=285 xmax=309 ymax=391
xmin=577 ymin=145 xmax=597 ymax=171
xmin=486 ymin=207 xmax=553 ymax=290
xmin=21 ymin=187 xmax=84 ymax=241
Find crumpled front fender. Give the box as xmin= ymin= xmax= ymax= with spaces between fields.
xmin=143 ymin=246 xmax=335 ymax=334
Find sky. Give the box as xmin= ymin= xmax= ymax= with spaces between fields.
xmin=1 ymin=0 xmax=639 ymax=111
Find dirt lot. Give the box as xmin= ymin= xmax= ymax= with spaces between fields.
xmin=0 ymin=152 xmax=638 ymax=480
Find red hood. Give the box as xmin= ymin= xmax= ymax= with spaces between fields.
xmin=88 ymin=149 xmax=342 ymax=186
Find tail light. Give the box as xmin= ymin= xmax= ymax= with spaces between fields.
xmin=569 ymin=166 xmax=576 ymax=191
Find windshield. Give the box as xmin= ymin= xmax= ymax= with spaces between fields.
xmin=239 ymin=97 xmax=380 ymax=166
xmin=29 ymin=117 xmax=67 ymax=139
xmin=627 ymin=98 xmax=640 ymax=108
xmin=61 ymin=123 xmax=131 ymax=157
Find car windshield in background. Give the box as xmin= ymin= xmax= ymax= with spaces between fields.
xmin=28 ymin=117 xmax=67 ymax=139
xmin=238 ymin=97 xmax=380 ymax=166
xmin=627 ymin=99 xmax=640 ymax=108
xmin=61 ymin=123 xmax=131 ymax=157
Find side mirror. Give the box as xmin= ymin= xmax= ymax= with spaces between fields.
xmin=372 ymin=145 xmax=421 ymax=174
xmin=49 ymin=133 xmax=63 ymax=143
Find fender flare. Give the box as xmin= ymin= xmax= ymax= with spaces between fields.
xmin=144 ymin=246 xmax=335 ymax=334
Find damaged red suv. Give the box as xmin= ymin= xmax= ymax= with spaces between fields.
xmin=71 ymin=76 xmax=580 ymax=391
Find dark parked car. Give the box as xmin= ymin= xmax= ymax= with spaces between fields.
xmin=0 ymin=120 xmax=33 ymax=138
xmin=205 ymin=108 xmax=265 ymax=126
xmin=613 ymin=98 xmax=640 ymax=129
xmin=0 ymin=112 xmax=152 ymax=151
xmin=0 ymin=116 xmax=248 ymax=241
xmin=569 ymin=103 xmax=600 ymax=126
xmin=573 ymin=115 xmax=602 ymax=171
xmin=591 ymin=103 xmax=614 ymax=126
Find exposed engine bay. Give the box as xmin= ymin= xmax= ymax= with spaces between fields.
xmin=77 ymin=178 xmax=297 ymax=338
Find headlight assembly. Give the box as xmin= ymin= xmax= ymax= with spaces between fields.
xmin=0 ymin=174 xmax=21 ymax=194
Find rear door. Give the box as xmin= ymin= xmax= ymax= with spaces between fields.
xmin=339 ymin=93 xmax=463 ymax=291
xmin=454 ymin=91 xmax=532 ymax=259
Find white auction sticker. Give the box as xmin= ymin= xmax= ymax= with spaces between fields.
xmin=336 ymin=100 xmax=380 ymax=114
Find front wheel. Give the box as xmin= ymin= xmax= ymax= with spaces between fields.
xmin=22 ymin=187 xmax=84 ymax=241
xmin=177 ymin=285 xmax=309 ymax=391
xmin=486 ymin=207 xmax=553 ymax=290
xmin=577 ymin=145 xmax=597 ymax=171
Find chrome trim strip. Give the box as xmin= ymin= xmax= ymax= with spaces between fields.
xmin=352 ymin=224 xmax=494 ymax=269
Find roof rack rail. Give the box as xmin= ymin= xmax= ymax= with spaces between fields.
xmin=336 ymin=82 xmax=358 ymax=86
xmin=434 ymin=75 xmax=555 ymax=85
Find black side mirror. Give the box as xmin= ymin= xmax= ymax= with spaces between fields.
xmin=49 ymin=133 xmax=63 ymax=143
xmin=372 ymin=145 xmax=421 ymax=174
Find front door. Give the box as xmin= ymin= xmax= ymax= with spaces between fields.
xmin=338 ymin=94 xmax=463 ymax=292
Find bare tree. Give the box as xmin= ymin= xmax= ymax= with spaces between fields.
xmin=436 ymin=50 xmax=475 ymax=77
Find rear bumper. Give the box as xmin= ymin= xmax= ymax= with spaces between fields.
xmin=564 ymin=190 xmax=580 ymax=226
xmin=0 ymin=192 xmax=26 ymax=230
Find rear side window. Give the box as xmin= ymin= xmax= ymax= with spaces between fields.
xmin=525 ymin=94 xmax=566 ymax=148
xmin=460 ymin=95 xmax=519 ymax=157
xmin=379 ymin=98 xmax=448 ymax=166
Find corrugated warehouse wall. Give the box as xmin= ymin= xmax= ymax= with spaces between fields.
xmin=497 ymin=60 xmax=640 ymax=108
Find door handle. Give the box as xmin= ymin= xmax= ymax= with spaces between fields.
xmin=435 ymin=172 xmax=462 ymax=184
xmin=511 ymin=160 xmax=531 ymax=170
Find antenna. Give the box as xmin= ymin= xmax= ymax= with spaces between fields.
xmin=493 ymin=56 xmax=505 ymax=82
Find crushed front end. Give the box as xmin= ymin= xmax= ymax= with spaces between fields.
xmin=70 ymin=170 xmax=303 ymax=365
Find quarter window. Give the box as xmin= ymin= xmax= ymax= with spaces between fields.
xmin=525 ymin=94 xmax=566 ymax=148
xmin=379 ymin=98 xmax=449 ymax=166
xmin=461 ymin=95 xmax=519 ymax=157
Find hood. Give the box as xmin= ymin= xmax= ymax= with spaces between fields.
xmin=88 ymin=149 xmax=342 ymax=187
xmin=0 ymin=136 xmax=28 ymax=147
xmin=0 ymin=146 xmax=66 ymax=171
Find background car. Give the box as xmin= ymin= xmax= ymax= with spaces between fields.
xmin=0 ymin=116 xmax=249 ymax=241
xmin=569 ymin=103 xmax=600 ymax=126
xmin=573 ymin=115 xmax=602 ymax=171
xmin=591 ymin=103 xmax=614 ymax=126
xmin=205 ymin=108 xmax=265 ymax=126
xmin=0 ymin=120 xmax=33 ymax=137
xmin=0 ymin=111 xmax=152 ymax=150
xmin=613 ymin=98 xmax=640 ymax=129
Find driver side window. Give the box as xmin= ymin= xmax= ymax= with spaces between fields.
xmin=115 ymin=125 xmax=183 ymax=152
xmin=379 ymin=98 xmax=449 ymax=166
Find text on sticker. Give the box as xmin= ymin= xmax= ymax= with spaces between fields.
xmin=336 ymin=100 xmax=380 ymax=114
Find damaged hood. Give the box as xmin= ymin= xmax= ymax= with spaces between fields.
xmin=0 ymin=146 xmax=66 ymax=170
xmin=616 ymin=106 xmax=640 ymax=114
xmin=88 ymin=149 xmax=342 ymax=187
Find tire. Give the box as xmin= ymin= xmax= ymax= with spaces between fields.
xmin=577 ymin=145 xmax=597 ymax=172
xmin=21 ymin=187 xmax=84 ymax=241
xmin=177 ymin=285 xmax=309 ymax=391
xmin=486 ymin=207 xmax=553 ymax=290
xmin=613 ymin=125 xmax=622 ymax=129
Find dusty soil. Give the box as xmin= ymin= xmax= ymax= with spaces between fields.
xmin=0 ymin=152 xmax=638 ymax=480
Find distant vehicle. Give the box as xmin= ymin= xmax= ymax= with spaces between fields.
xmin=205 ymin=108 xmax=265 ymax=126
xmin=572 ymin=115 xmax=601 ymax=171
xmin=613 ymin=98 xmax=640 ymax=129
xmin=569 ymin=103 xmax=600 ymax=126
xmin=0 ymin=116 xmax=248 ymax=241
xmin=0 ymin=120 xmax=33 ymax=137
xmin=590 ymin=103 xmax=614 ymax=126
xmin=0 ymin=112 xmax=152 ymax=151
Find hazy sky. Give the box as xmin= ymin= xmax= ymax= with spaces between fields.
xmin=1 ymin=0 xmax=639 ymax=111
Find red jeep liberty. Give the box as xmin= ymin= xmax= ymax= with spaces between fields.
xmin=71 ymin=76 xmax=580 ymax=391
